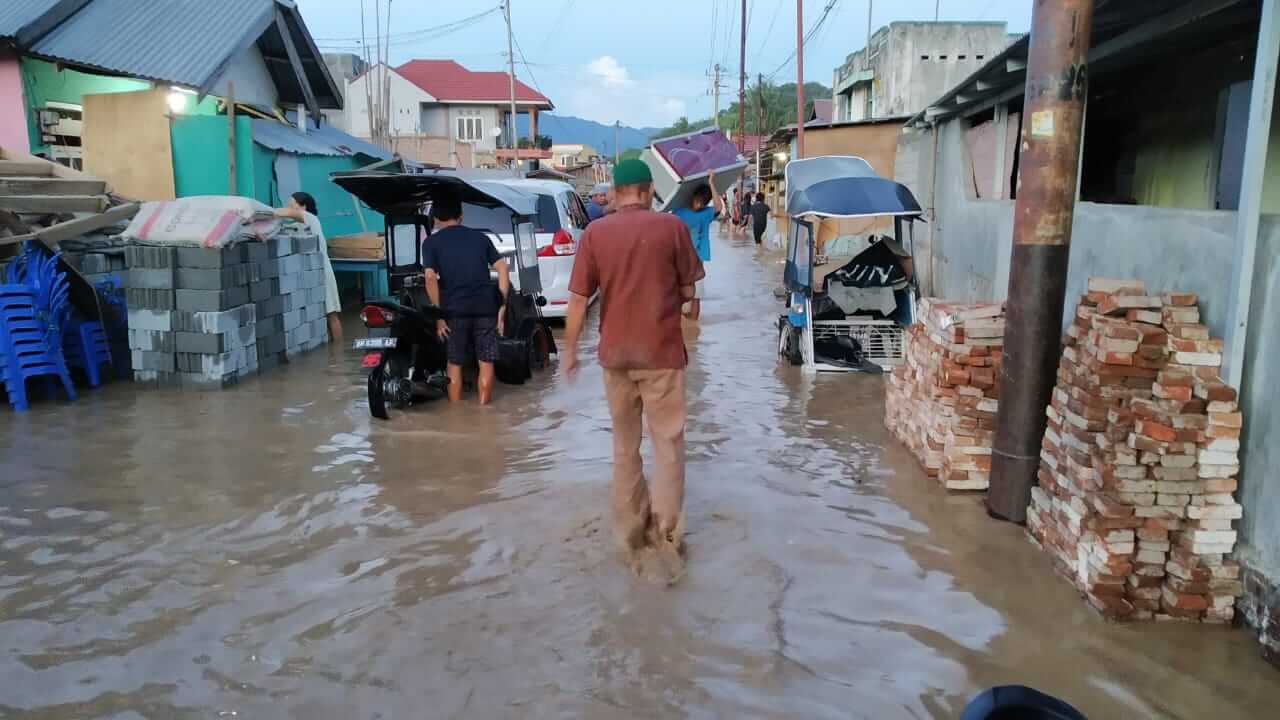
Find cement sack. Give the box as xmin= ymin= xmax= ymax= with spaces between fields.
xmin=123 ymin=196 xmax=281 ymax=248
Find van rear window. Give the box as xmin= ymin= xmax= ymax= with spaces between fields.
xmin=460 ymin=195 xmax=561 ymax=234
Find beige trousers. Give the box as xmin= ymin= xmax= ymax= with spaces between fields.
xmin=602 ymin=368 xmax=687 ymax=549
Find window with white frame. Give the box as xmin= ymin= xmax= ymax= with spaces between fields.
xmin=456 ymin=113 xmax=483 ymax=141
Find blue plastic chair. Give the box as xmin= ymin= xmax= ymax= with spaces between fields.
xmin=94 ymin=274 xmax=131 ymax=380
xmin=63 ymin=316 xmax=112 ymax=387
xmin=0 ymin=249 xmax=77 ymax=411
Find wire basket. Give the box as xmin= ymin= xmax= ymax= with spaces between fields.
xmin=811 ymin=318 xmax=906 ymax=367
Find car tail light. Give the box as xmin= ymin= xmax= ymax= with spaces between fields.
xmin=360 ymin=306 xmax=396 ymax=328
xmin=537 ymin=229 xmax=576 ymax=257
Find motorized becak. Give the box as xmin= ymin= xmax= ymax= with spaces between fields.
xmin=777 ymin=155 xmax=923 ymax=373
xmin=331 ymin=170 xmax=556 ymax=419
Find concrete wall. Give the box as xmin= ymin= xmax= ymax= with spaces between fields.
xmin=321 ymin=53 xmax=367 ymax=132
xmin=346 ymin=65 xmax=431 ymax=138
xmin=1239 ymin=220 xmax=1280 ymax=584
xmin=420 ymin=105 xmax=448 ymax=137
xmin=881 ymin=23 xmax=1012 ymax=120
xmin=833 ymin=22 xmax=1011 ymax=122
xmin=0 ymin=50 xmax=27 ymax=152
xmin=896 ymin=117 xmax=1280 ymax=607
xmin=386 ymin=134 xmax=473 ymax=168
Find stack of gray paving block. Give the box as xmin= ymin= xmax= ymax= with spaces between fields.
xmin=253 ymin=232 xmax=330 ymax=371
xmin=121 ymin=231 xmax=328 ymax=389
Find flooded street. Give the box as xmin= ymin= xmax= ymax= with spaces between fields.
xmin=2 ymin=227 xmax=1279 ymax=719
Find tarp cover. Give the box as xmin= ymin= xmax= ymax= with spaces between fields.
xmin=823 ymin=240 xmax=908 ymax=291
xmin=785 ymin=156 xmax=922 ymax=219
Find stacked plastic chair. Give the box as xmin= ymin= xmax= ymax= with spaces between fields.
xmin=94 ymin=274 xmax=130 ymax=380
xmin=0 ymin=246 xmax=77 ymax=411
xmin=62 ymin=315 xmax=112 ymax=387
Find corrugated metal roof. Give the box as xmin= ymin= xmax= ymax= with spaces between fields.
xmin=28 ymin=0 xmax=274 ymax=88
xmin=252 ymin=117 xmax=391 ymax=161
xmin=0 ymin=0 xmax=61 ymax=40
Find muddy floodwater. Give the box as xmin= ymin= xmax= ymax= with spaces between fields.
xmin=3 ymin=227 xmax=1279 ymax=719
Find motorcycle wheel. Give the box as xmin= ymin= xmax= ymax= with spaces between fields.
xmin=385 ymin=351 xmax=412 ymax=409
xmin=368 ymin=367 xmax=389 ymax=420
xmin=778 ymin=319 xmax=803 ymax=366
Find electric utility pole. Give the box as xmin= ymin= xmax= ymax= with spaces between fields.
xmin=987 ymin=0 xmax=1097 ymax=523
xmin=866 ymin=0 xmax=874 ymax=70
xmin=614 ymin=121 xmax=620 ymax=164
xmin=795 ymin=0 xmax=805 ymax=158
xmin=711 ymin=63 xmax=726 ymax=129
xmin=737 ymin=0 xmax=747 ymax=152
xmin=935 ymin=0 xmax=940 ymax=21
xmin=756 ymin=73 xmax=765 ymax=181
xmin=504 ymin=0 xmax=520 ymax=175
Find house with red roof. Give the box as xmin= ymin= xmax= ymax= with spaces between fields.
xmin=345 ymin=59 xmax=553 ymax=167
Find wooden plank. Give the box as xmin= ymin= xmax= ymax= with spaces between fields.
xmin=0 ymin=195 xmax=109 ymax=213
xmin=0 ymin=203 xmax=139 ymax=248
xmin=0 ymin=160 xmax=54 ymax=177
xmin=275 ymin=9 xmax=320 ymax=121
xmin=0 ymin=177 xmax=107 ymax=196
xmin=82 ymin=89 xmax=175 ymax=201
xmin=0 ymin=146 xmax=105 ymax=183
xmin=227 ymin=82 xmax=237 ymax=195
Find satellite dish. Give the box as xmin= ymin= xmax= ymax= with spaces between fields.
xmin=491 ymin=126 xmax=504 ymax=138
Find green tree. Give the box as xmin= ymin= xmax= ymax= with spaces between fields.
xmin=518 ymin=134 xmax=553 ymax=150
xmin=651 ymin=81 xmax=832 ymax=141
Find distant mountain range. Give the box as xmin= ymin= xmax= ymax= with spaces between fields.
xmin=517 ymin=114 xmax=659 ymax=155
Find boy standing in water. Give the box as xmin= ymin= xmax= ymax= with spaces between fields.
xmin=672 ymin=170 xmax=722 ymax=321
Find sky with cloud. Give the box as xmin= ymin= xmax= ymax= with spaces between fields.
xmin=298 ymin=0 xmax=1032 ymax=128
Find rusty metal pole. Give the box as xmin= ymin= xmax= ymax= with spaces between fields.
xmin=987 ymin=0 xmax=1096 ymax=522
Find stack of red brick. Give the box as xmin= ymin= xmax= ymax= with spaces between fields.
xmin=885 ymin=299 xmax=1004 ymax=491
xmin=1026 ymin=278 xmax=1245 ymax=622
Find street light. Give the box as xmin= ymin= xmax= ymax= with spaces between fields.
xmin=775 ymin=151 xmax=789 ymax=162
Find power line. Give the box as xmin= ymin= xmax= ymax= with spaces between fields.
xmin=538 ymin=0 xmax=577 ymax=57
xmin=314 ymin=7 xmax=502 ymax=48
xmin=708 ymin=0 xmax=721 ymax=72
xmin=753 ymin=0 xmax=785 ymax=64
xmin=764 ymin=0 xmax=840 ymax=81
xmin=510 ymin=29 xmax=546 ymax=101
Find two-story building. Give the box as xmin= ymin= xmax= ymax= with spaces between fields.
xmin=345 ymin=59 xmax=553 ymax=168
xmin=832 ymin=22 xmax=1017 ymax=123
xmin=550 ymin=143 xmax=601 ymax=170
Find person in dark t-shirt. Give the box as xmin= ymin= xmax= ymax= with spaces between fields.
xmin=422 ymin=192 xmax=510 ymax=405
xmin=750 ymin=192 xmax=770 ymax=245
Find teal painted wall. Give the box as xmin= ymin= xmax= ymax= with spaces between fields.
xmin=20 ymin=57 xmax=148 ymax=154
xmin=170 ymin=115 xmax=261 ymax=201
xmin=21 ymin=57 xmax=220 ymax=155
xmin=296 ymin=155 xmax=381 ymax=238
xmin=170 ymin=115 xmax=383 ymax=238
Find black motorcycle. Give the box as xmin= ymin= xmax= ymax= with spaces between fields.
xmin=334 ymin=171 xmax=556 ymax=420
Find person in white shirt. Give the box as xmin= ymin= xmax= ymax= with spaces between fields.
xmin=274 ymin=192 xmax=343 ymax=343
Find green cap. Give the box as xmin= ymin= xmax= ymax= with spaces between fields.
xmin=613 ymin=158 xmax=653 ymax=187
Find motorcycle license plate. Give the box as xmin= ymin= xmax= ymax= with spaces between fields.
xmin=354 ymin=337 xmax=397 ymax=350
xmin=361 ymin=352 xmax=383 ymax=369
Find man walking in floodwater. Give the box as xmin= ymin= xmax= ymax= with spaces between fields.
xmin=561 ymin=159 xmax=704 ymax=584
xmin=423 ymin=191 xmax=510 ymax=405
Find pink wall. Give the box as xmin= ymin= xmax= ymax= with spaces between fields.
xmin=0 ymin=49 xmax=30 ymax=152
